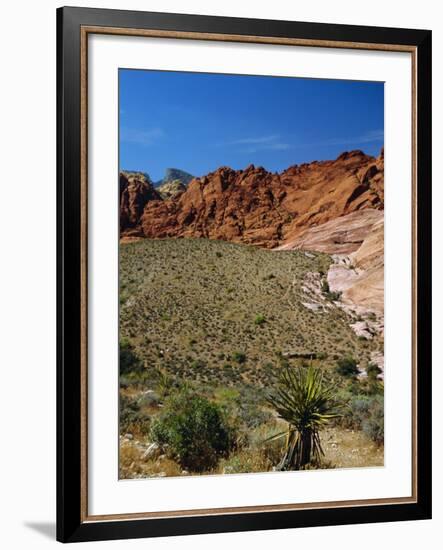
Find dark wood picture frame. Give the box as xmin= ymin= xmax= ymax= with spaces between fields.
xmin=57 ymin=6 xmax=432 ymax=543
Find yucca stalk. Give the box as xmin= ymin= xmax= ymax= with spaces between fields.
xmin=267 ymin=365 xmax=340 ymax=470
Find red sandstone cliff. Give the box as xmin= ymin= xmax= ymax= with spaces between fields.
xmin=120 ymin=149 xmax=384 ymax=249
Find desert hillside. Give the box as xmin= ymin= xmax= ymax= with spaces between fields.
xmin=120 ymin=239 xmax=382 ymax=381
xmin=119 ymin=238 xmax=384 ymax=478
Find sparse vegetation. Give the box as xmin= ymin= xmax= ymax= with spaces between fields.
xmin=254 ymin=314 xmax=266 ymax=326
xmin=339 ymin=393 xmax=384 ymax=445
xmin=367 ymin=362 xmax=382 ymax=381
xmin=119 ymin=238 xmax=384 ymax=478
xmin=335 ymin=356 xmax=359 ymax=378
xmin=232 ymin=351 xmax=247 ymax=364
xmin=119 ymin=338 xmax=143 ymax=375
xmin=119 ymin=394 xmax=151 ymax=437
xmin=321 ymin=278 xmax=342 ymax=302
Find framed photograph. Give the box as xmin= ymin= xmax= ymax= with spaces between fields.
xmin=57 ymin=6 xmax=432 ymax=543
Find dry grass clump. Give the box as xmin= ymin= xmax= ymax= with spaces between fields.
xmin=119 ymin=440 xmax=183 ymax=479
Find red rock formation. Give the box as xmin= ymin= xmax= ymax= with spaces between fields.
xmin=120 ymin=171 xmax=161 ymax=234
xmin=120 ymin=150 xmax=384 ymax=249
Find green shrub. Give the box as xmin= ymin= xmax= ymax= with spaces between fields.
xmin=321 ymin=279 xmax=341 ymax=301
xmin=137 ymin=390 xmax=161 ymax=409
xmin=350 ymin=396 xmax=371 ymax=416
xmin=119 ymin=338 xmax=143 ymax=375
xmin=362 ymin=403 xmax=384 ymax=444
xmin=254 ymin=314 xmax=266 ymax=326
xmin=191 ymin=359 xmax=206 ymax=369
xmin=155 ymin=369 xmax=176 ymax=398
xmin=222 ymin=386 xmax=272 ymax=432
xmin=353 ymin=394 xmax=384 ymax=444
xmin=321 ymin=280 xmax=330 ymax=294
xmin=339 ymin=393 xmax=384 ymax=445
xmin=335 ymin=356 xmax=359 ymax=378
xmin=327 ymin=290 xmax=342 ymax=301
xmin=150 ymin=389 xmax=236 ymax=472
xmin=119 ymin=395 xmax=151 ymax=436
xmin=232 ymin=351 xmax=246 ymax=364
xmin=366 ymin=362 xmax=382 ymax=380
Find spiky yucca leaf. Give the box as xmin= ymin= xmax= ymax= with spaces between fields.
xmin=267 ymin=365 xmax=341 ymax=470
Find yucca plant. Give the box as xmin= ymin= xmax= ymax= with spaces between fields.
xmin=267 ymin=365 xmax=341 ymax=470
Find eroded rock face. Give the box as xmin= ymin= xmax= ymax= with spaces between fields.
xmin=325 ymin=214 xmax=384 ymax=313
xmin=120 ymin=172 xmax=162 ymax=234
xmin=120 ymin=150 xmax=384 ymax=248
xmin=277 ymin=209 xmax=383 ymax=255
xmin=343 ymin=216 xmax=384 ymax=312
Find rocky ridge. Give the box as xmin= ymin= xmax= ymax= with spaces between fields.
xmin=120 ymin=149 xmax=384 ymax=248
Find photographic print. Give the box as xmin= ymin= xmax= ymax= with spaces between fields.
xmin=57 ymin=9 xmax=431 ymax=541
xmin=118 ymin=69 xmax=385 ymax=479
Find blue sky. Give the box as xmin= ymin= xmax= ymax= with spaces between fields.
xmin=119 ymin=69 xmax=384 ymax=182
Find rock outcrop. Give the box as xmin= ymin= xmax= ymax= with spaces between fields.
xmin=276 ymin=209 xmax=383 ymax=255
xmin=342 ymin=215 xmax=384 ymax=312
xmin=120 ymin=149 xmax=384 ymax=248
xmin=120 ymin=171 xmax=162 ymax=233
xmin=282 ymin=205 xmax=384 ymax=314
xmin=325 ymin=212 xmax=384 ymax=313
xmin=157 ymin=179 xmax=187 ymax=199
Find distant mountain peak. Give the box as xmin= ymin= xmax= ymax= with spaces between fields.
xmin=164 ymin=168 xmax=194 ymax=184
xmin=155 ymin=168 xmax=194 ymax=188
